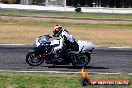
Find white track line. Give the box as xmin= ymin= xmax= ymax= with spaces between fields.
xmin=108 ymin=47 xmax=132 ymax=48
xmin=0 ymin=70 xmax=131 ymax=75
xmin=96 ymin=46 xmax=132 ymax=48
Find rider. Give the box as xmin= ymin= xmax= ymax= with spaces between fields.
xmin=51 ymin=25 xmax=79 ymax=54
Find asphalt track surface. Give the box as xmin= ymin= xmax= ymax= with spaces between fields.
xmin=1 ymin=13 xmax=132 ymax=22
xmin=0 ymin=45 xmax=132 ymax=73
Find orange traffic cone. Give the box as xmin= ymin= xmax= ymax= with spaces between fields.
xmin=80 ymin=67 xmax=91 ymax=86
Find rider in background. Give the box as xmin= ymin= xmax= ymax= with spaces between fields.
xmin=51 ymin=25 xmax=79 ymax=53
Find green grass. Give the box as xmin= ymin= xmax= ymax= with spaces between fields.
xmin=0 ymin=18 xmax=132 ymax=30
xmin=0 ymin=17 xmax=132 ymax=47
xmin=0 ymin=72 xmax=131 ymax=88
xmin=1 ymin=10 xmax=132 ymax=19
xmin=0 ymin=15 xmax=132 ymax=47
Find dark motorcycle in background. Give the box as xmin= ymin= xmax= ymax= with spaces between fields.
xmin=26 ymin=35 xmax=95 ymax=67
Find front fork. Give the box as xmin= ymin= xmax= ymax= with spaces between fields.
xmin=31 ymin=49 xmax=46 ymax=60
xmin=85 ymin=52 xmax=91 ymax=59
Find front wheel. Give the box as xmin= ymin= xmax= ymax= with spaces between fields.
xmin=71 ymin=54 xmax=91 ymax=67
xmin=26 ymin=50 xmax=44 ymax=66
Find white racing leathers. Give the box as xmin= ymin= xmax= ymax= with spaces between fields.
xmin=53 ymin=29 xmax=77 ymax=52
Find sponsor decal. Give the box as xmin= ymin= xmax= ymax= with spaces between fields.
xmin=80 ymin=67 xmax=131 ymax=86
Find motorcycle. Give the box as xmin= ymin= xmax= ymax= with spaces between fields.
xmin=26 ymin=35 xmax=95 ymax=67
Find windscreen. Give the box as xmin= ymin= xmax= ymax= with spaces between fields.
xmin=38 ymin=35 xmax=51 ymax=44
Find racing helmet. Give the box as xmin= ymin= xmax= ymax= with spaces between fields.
xmin=52 ymin=25 xmax=62 ymax=34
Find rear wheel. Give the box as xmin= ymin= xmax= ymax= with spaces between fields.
xmin=71 ymin=54 xmax=91 ymax=67
xmin=26 ymin=50 xmax=44 ymax=66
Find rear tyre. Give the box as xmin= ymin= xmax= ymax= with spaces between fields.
xmin=71 ymin=54 xmax=91 ymax=67
xmin=26 ymin=50 xmax=44 ymax=66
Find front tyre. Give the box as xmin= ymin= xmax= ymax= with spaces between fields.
xmin=71 ymin=54 xmax=91 ymax=67
xmin=26 ymin=50 xmax=44 ymax=66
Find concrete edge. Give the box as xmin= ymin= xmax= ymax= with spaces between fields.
xmin=0 ymin=44 xmax=132 ymax=48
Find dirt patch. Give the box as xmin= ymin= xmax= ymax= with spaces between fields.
xmin=0 ymin=25 xmax=51 ymax=44
xmin=0 ymin=25 xmax=132 ymax=47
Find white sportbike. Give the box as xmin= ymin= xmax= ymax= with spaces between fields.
xmin=26 ymin=35 xmax=95 ymax=67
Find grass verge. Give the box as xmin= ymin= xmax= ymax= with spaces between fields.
xmin=0 ymin=72 xmax=131 ymax=88
xmin=0 ymin=17 xmax=132 ymax=29
xmin=0 ymin=17 xmax=132 ymax=47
